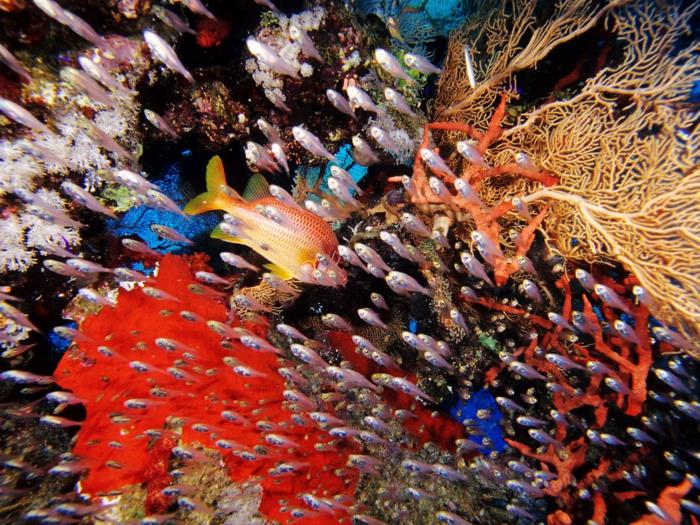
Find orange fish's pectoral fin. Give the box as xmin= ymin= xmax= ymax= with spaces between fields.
xmin=210 ymin=225 xmax=244 ymax=245
xmin=263 ymin=263 xmax=295 ymax=281
xmin=184 ymin=155 xmax=239 ymax=216
xmin=242 ymin=173 xmax=271 ymax=201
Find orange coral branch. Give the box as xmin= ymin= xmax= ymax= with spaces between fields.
xmin=471 ymin=162 xmax=559 ymax=186
xmin=630 ymin=479 xmax=692 ymax=525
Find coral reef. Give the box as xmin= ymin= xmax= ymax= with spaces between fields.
xmin=0 ymin=1 xmax=697 ymax=525
xmin=432 ymin=0 xmax=700 ymax=341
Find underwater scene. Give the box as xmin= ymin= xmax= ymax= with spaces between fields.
xmin=0 ymin=0 xmax=698 ymax=523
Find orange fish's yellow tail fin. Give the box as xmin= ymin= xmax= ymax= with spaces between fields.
xmin=184 ymin=156 xmax=239 ymax=216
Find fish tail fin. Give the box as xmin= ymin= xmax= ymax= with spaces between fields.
xmin=184 ymin=156 xmax=239 ymax=215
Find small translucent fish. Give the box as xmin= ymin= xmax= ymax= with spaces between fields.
xmin=386 ymin=271 xmax=431 ymax=297
xmin=338 ymin=245 xmax=367 ymax=271
xmin=369 ymin=125 xmax=401 ymax=156
xmin=1 ymin=343 xmax=35 ymax=359
xmin=353 ymin=514 xmax=389 ymax=525
xmin=401 ymin=212 xmax=431 ymax=238
xmin=77 ymin=55 xmax=125 ymax=93
xmin=496 ymin=396 xmax=525 ymax=413
xmin=386 ymin=375 xmax=434 ymax=402
xmin=83 ymin=119 xmax=136 ymax=161
xmin=321 ymin=313 xmax=353 ymax=331
xmin=145 ymin=189 xmax=187 ymax=217
xmin=0 ymin=370 xmax=54 ymax=385
xmin=195 ymin=270 xmax=229 ymax=286
xmin=594 ymin=283 xmax=631 ymax=314
xmin=246 ymin=141 xmax=278 ymax=173
xmin=545 ymin=353 xmax=586 ymax=371
xmin=290 ymin=343 xmax=327 ymax=368
xmin=276 ymin=323 xmax=308 ymax=341
xmin=632 ymin=285 xmax=655 ymax=310
xmin=374 ymin=48 xmax=416 ymax=85
xmin=346 ymin=86 xmax=384 ymax=116
xmin=40 ymin=415 xmax=82 ymax=427
xmin=370 ymin=292 xmax=388 ymax=310
xmin=516 ymin=254 xmax=537 ymax=275
xmin=626 ymin=426 xmax=658 ymax=444
xmin=403 ymin=52 xmax=442 ymax=75
xmin=453 ymin=178 xmax=483 ymax=207
xmin=652 ymin=326 xmax=693 ymax=350
xmin=289 ymin=24 xmax=323 ymax=62
xmin=150 ymin=224 xmax=193 ymax=245
xmin=153 ymin=5 xmax=195 ymax=34
xmin=144 ymin=30 xmax=195 ymax=83
xmin=653 ymin=369 xmax=693 ymax=397
xmin=471 ymin=230 xmax=503 ymax=266
xmin=278 ymin=368 xmax=309 ymax=388
xmin=423 ymin=350 xmax=452 ymax=370
xmin=43 ymin=259 xmax=87 ymax=277
xmin=265 ymin=89 xmax=291 ymax=112
xmin=515 ymin=151 xmax=537 ymax=170
xmin=460 ymin=252 xmax=493 ymax=286
xmin=122 ymin=238 xmax=162 ymax=258
xmin=604 ymin=377 xmax=630 ymax=394
xmin=520 ymin=279 xmax=542 ymax=302
xmin=449 ymin=308 xmax=469 ymax=332
xmin=0 ymin=44 xmax=32 ymax=82
xmin=66 ymin=257 xmax=111 ymax=274
xmin=330 ymin=165 xmax=364 ymax=196
xmin=357 ymin=307 xmax=386 ymax=329
xmin=78 ymin=288 xmax=115 ymax=307
xmin=421 ymin=149 xmax=456 ymax=180
xmin=181 ymin=0 xmax=216 ymax=19
xmin=354 ymin=243 xmax=391 ymax=272
xmin=463 ymin=45 xmax=477 ymax=89
xmin=256 ymin=118 xmax=282 ymax=146
xmin=384 ymin=87 xmax=416 ymax=118
xmin=270 ymin=143 xmax=290 ymax=174
xmin=327 ymin=366 xmax=378 ymax=391
xmin=613 ymin=319 xmax=642 ymax=345
xmin=143 ymin=286 xmax=180 ymax=302
xmin=114 ymin=169 xmax=158 ymax=193
xmin=0 ymin=98 xmax=51 ymax=134
xmin=144 ymin=109 xmax=179 ymax=138
xmin=456 ymin=140 xmax=489 ymax=168
xmin=233 ymin=293 xmax=271 ymax=312
xmin=292 ymin=126 xmax=336 ymax=162
xmin=219 ymin=251 xmax=259 ymax=271
xmin=326 ymin=89 xmax=357 ymax=119
xmin=246 ymin=37 xmax=299 ymax=78
xmin=61 ymin=181 xmax=117 ymax=219
xmin=574 ymin=268 xmax=596 ymax=291
xmin=351 ymin=135 xmax=380 ymax=165
xmin=328 ymin=177 xmax=361 ymax=208
xmin=17 ymin=140 xmax=65 ymax=166
xmin=509 ymin=361 xmax=547 ymax=381
xmin=240 ymin=334 xmax=283 ymax=355
xmin=60 ymin=67 xmax=117 ymax=107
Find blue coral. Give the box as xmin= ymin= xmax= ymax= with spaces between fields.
xmin=107 ymin=163 xmax=219 ymax=254
xmin=447 ymin=388 xmax=507 ymax=453
xmin=301 ymin=143 xmax=369 ymax=199
xmin=353 ymin=0 xmax=474 ymax=53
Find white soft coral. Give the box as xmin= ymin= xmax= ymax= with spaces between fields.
xmin=0 ymin=216 xmax=35 ymax=273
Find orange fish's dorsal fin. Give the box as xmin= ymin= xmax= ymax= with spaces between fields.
xmin=184 ymin=156 xmax=239 ymax=216
xmin=242 ymin=173 xmax=271 ymax=201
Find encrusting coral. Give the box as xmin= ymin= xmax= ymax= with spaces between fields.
xmin=432 ymin=0 xmax=700 ymax=343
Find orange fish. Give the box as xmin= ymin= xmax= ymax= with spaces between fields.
xmin=185 ymin=156 xmax=344 ymax=284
